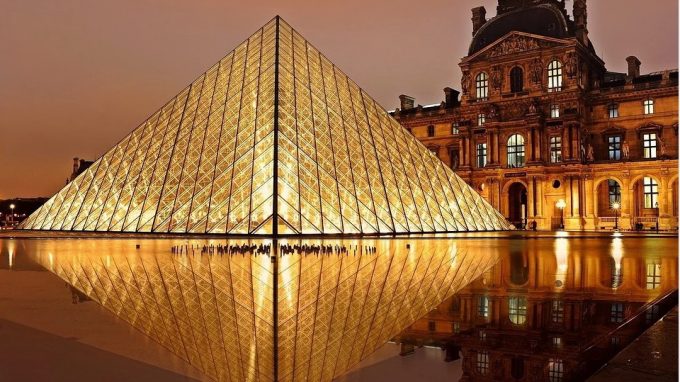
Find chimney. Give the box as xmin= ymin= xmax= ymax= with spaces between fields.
xmin=443 ymin=87 xmax=460 ymax=107
xmin=72 ymin=157 xmax=79 ymax=174
xmin=471 ymin=7 xmax=487 ymax=35
xmin=573 ymin=0 xmax=589 ymax=46
xmin=626 ymin=56 xmax=641 ymax=78
xmin=399 ymin=94 xmax=415 ymax=110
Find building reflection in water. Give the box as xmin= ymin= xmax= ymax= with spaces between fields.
xmin=7 ymin=237 xmax=500 ymax=382
xmin=398 ymin=237 xmax=678 ymax=381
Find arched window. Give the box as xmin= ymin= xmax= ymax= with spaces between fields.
xmin=548 ymin=60 xmax=563 ymax=91
xmin=510 ymin=67 xmax=524 ymax=93
xmin=476 ymin=72 xmax=489 ymax=100
xmin=507 ymin=134 xmax=526 ymax=168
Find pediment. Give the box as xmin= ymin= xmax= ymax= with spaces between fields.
xmin=463 ymin=31 xmax=571 ymax=62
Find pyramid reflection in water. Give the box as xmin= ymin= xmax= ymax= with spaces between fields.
xmin=30 ymin=238 xmax=498 ymax=382
xmin=20 ymin=17 xmax=511 ymax=235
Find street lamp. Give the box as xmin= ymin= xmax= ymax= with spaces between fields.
xmin=9 ymin=204 xmax=15 ymax=225
xmin=611 ymin=201 xmax=621 ymax=231
xmin=556 ymin=199 xmax=566 ymax=230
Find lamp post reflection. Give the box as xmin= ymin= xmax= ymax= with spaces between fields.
xmin=556 ymin=199 xmax=566 ymax=230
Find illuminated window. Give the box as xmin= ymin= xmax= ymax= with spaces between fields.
xmin=478 ymin=296 xmax=490 ymax=318
xmin=479 ymin=329 xmax=487 ymax=340
xmin=478 ymin=113 xmax=486 ymax=126
xmin=550 ymin=104 xmax=560 ymax=118
xmin=508 ymin=296 xmax=527 ymax=325
xmin=476 ymin=72 xmax=489 ymax=100
xmin=550 ymin=136 xmax=562 ymax=163
xmin=608 ymin=180 xmax=621 ymax=205
xmin=646 ymin=261 xmax=661 ymax=289
xmin=427 ymin=125 xmax=435 ymax=137
xmin=551 ymin=300 xmax=564 ymax=324
xmin=477 ymin=351 xmax=490 ymax=375
xmin=477 ymin=143 xmax=487 ymax=168
xmin=510 ymin=67 xmax=524 ymax=93
xmin=453 ymin=322 xmax=460 ymax=333
xmin=610 ymin=303 xmax=624 ymax=323
xmin=548 ymin=358 xmax=564 ymax=382
xmin=643 ymin=133 xmax=657 ymax=158
xmin=507 ymin=134 xmax=525 ymax=168
xmin=548 ymin=60 xmax=563 ymax=91
xmin=451 ymin=122 xmax=459 ymax=135
xmin=608 ymin=136 xmax=621 ymax=160
xmin=552 ymin=337 xmax=562 ymax=347
xmin=644 ymin=98 xmax=654 ymax=115
xmin=608 ymin=103 xmax=619 ymax=118
xmin=643 ymin=177 xmax=658 ymax=208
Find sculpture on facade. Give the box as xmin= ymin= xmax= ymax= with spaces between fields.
xmin=622 ymin=140 xmax=630 ymax=159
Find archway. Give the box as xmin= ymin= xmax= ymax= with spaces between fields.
xmin=508 ymin=182 xmax=528 ymax=229
xmin=595 ymin=179 xmax=621 ymax=229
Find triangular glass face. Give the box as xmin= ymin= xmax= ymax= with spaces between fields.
xmin=26 ymin=237 xmax=500 ymax=382
xmin=19 ymin=17 xmax=512 ymax=235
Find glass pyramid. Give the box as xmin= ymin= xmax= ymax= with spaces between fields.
xmin=19 ymin=17 xmax=512 ymax=235
xmin=27 ymin=237 xmax=500 ymax=382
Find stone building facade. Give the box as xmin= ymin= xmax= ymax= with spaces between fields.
xmin=392 ymin=0 xmax=678 ymax=230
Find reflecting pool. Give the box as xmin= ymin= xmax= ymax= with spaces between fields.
xmin=0 ymin=233 xmax=676 ymax=382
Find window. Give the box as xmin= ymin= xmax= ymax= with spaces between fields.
xmin=550 ymin=104 xmax=560 ymax=118
xmin=453 ymin=322 xmax=460 ymax=333
xmin=477 ymin=143 xmax=487 ymax=168
xmin=479 ymin=329 xmax=487 ymax=341
xmin=548 ymin=359 xmax=565 ymax=382
xmin=608 ymin=103 xmax=619 ymax=118
xmin=428 ymin=320 xmax=436 ymax=332
xmin=507 ymin=134 xmax=526 ymax=168
xmin=608 ymin=180 xmax=621 ymax=205
xmin=608 ymin=136 xmax=622 ymax=160
xmin=476 ymin=72 xmax=489 ymax=100
xmin=451 ymin=122 xmax=459 ymax=135
xmin=646 ymin=305 xmax=660 ymax=324
xmin=548 ymin=60 xmax=563 ymax=91
xmin=476 ymin=351 xmax=490 ymax=375
xmin=643 ymin=133 xmax=657 ymax=158
xmin=427 ymin=125 xmax=435 ymax=137
xmin=551 ymin=300 xmax=564 ymax=324
xmin=552 ymin=337 xmax=562 ymax=347
xmin=611 ymin=336 xmax=621 ymax=346
xmin=644 ymin=98 xmax=654 ymax=115
xmin=478 ymin=296 xmax=490 ymax=318
xmin=610 ymin=303 xmax=625 ymax=323
xmin=646 ymin=261 xmax=661 ymax=289
xmin=550 ymin=136 xmax=562 ymax=163
xmin=508 ymin=296 xmax=527 ymax=325
xmin=478 ymin=113 xmax=486 ymax=126
xmin=510 ymin=67 xmax=524 ymax=93
xmin=643 ymin=177 xmax=659 ymax=208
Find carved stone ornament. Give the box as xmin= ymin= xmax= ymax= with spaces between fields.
xmin=487 ymin=35 xmax=541 ymax=58
xmin=565 ymin=52 xmax=578 ymax=78
xmin=461 ymin=71 xmax=471 ymax=95
xmin=530 ymin=58 xmax=543 ymax=84
xmin=491 ymin=66 xmax=503 ymax=89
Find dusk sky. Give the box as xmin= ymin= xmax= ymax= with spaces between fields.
xmin=1 ymin=0 xmax=677 ymax=198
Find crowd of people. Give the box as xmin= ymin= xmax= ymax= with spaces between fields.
xmin=169 ymin=243 xmax=379 ymax=257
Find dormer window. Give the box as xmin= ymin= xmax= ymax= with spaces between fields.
xmin=476 ymin=72 xmax=489 ymax=100
xmin=548 ymin=60 xmax=563 ymax=91
xmin=510 ymin=67 xmax=524 ymax=93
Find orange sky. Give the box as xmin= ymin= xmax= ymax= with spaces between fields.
xmin=1 ymin=0 xmax=677 ymax=198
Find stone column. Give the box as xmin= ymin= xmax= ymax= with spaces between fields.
xmin=461 ymin=136 xmax=468 ymax=166
xmin=527 ymin=178 xmax=535 ymax=218
xmin=494 ymin=130 xmax=500 ymax=164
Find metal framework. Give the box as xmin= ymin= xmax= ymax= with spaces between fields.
xmin=20 ymin=17 xmax=511 ymax=235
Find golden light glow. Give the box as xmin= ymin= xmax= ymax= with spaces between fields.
xmin=27 ymin=237 xmax=499 ymax=382
xmin=18 ymin=17 xmax=511 ymax=235
xmin=555 ymin=199 xmax=566 ymax=209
